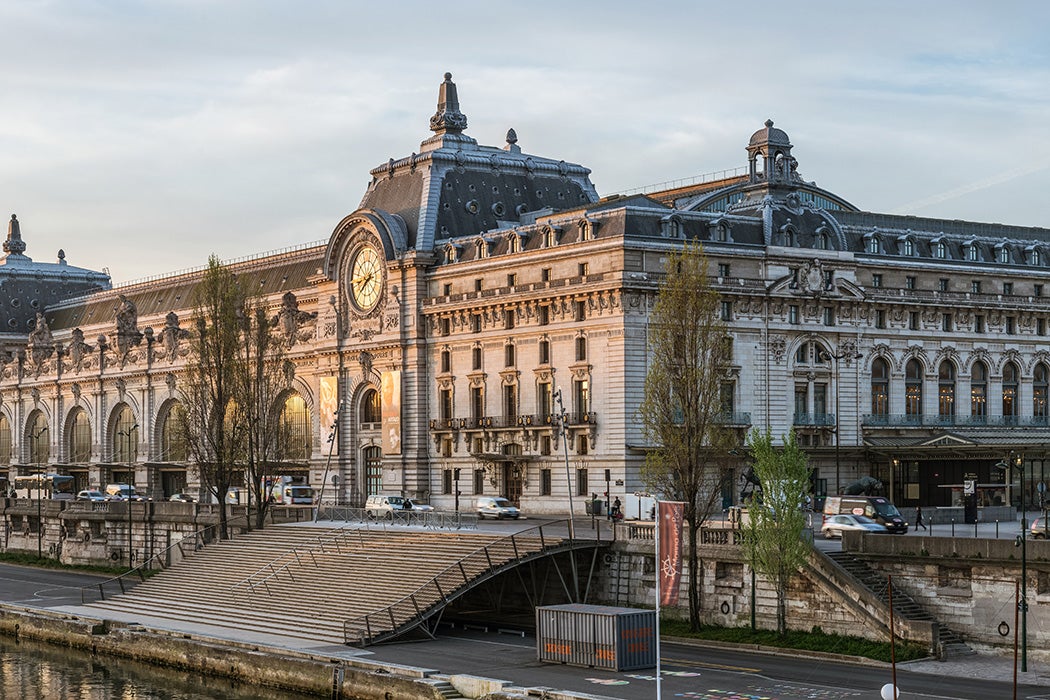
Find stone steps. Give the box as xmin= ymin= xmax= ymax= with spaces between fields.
xmin=825 ymin=551 xmax=975 ymax=657
xmin=81 ymin=524 xmax=555 ymax=646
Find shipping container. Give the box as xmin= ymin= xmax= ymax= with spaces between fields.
xmin=536 ymin=603 xmax=656 ymax=671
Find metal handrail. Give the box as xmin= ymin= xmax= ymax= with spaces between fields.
xmin=342 ymin=519 xmax=595 ymax=645
xmin=76 ymin=513 xmax=251 ymax=604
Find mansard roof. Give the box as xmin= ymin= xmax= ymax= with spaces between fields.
xmin=357 ymin=73 xmax=600 ymax=252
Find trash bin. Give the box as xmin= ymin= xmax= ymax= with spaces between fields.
xmin=586 ymin=499 xmax=603 ymax=516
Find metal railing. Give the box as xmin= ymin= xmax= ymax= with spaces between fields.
xmin=793 ymin=412 xmax=836 ymax=426
xmin=862 ymin=414 xmax=1047 ymax=427
xmin=343 ymin=519 xmax=595 ymax=646
xmin=315 ymin=506 xmax=478 ymax=530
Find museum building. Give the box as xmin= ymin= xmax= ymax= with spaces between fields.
xmin=1 ymin=73 xmax=1048 ymax=514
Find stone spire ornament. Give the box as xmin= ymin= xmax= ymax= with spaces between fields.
xmin=4 ymin=214 xmax=26 ymax=256
xmin=429 ymin=72 xmax=468 ymax=134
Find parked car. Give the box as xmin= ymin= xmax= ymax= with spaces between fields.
xmin=404 ymin=499 xmax=434 ymax=512
xmin=364 ymin=494 xmax=410 ymax=517
xmin=821 ymin=514 xmax=887 ymax=539
xmin=1031 ymin=517 xmax=1050 ymax=539
xmin=168 ymin=493 xmax=195 ymax=503
xmin=105 ymin=483 xmax=146 ymax=501
xmin=476 ymin=496 xmax=520 ymax=520
xmin=76 ymin=489 xmax=107 ymax=502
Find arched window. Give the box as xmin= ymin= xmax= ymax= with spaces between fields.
xmin=112 ymin=405 xmax=138 ymax=463
xmin=971 ymin=361 xmax=987 ymax=420
xmin=871 ymin=358 xmax=890 ymax=417
xmin=278 ymin=393 xmax=311 ymax=461
xmin=160 ymin=402 xmax=188 ymax=462
xmin=901 ymin=239 xmax=914 ymax=256
xmin=364 ymin=445 xmax=383 ymax=496
xmin=27 ymin=412 xmax=49 ymax=464
xmin=905 ymin=359 xmax=923 ymax=418
xmin=68 ymin=409 xmax=91 ymax=463
xmin=1035 ymin=363 xmax=1049 ymax=421
xmin=968 ymin=244 xmax=979 ymax=262
xmin=1002 ymin=362 xmax=1019 ymax=420
xmin=0 ymin=414 xmax=10 ymax=465
xmin=936 ymin=241 xmax=947 ymax=259
xmin=938 ymin=361 xmax=955 ymax=421
xmin=360 ymin=388 xmax=381 ymax=425
xmin=999 ymin=247 xmax=1010 ymax=264
xmin=867 ymin=237 xmax=880 ymax=254
xmin=1032 ymin=249 xmax=1042 ymax=266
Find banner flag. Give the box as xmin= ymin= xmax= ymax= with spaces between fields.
xmin=658 ymin=501 xmax=686 ymax=606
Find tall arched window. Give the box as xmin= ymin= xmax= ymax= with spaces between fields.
xmin=364 ymin=445 xmax=382 ymax=496
xmin=938 ymin=361 xmax=955 ymax=421
xmin=360 ymin=388 xmax=381 ymax=426
xmin=905 ymin=359 xmax=923 ymax=419
xmin=871 ymin=358 xmax=890 ymax=417
xmin=27 ymin=411 xmax=50 ymax=464
xmin=1035 ymin=363 xmax=1049 ymax=422
xmin=160 ymin=402 xmax=188 ymax=462
xmin=278 ymin=393 xmax=311 ymax=461
xmin=0 ymin=414 xmax=11 ymax=465
xmin=1002 ymin=362 xmax=1019 ymax=421
xmin=936 ymin=241 xmax=947 ymax=259
xmin=112 ymin=405 xmax=138 ymax=463
xmin=68 ymin=409 xmax=91 ymax=463
xmin=971 ymin=361 xmax=988 ymax=420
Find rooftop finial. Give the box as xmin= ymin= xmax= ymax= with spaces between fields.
xmin=429 ymin=72 xmax=468 ymax=134
xmin=4 ymin=214 xmax=26 ymax=256
xmin=504 ymin=128 xmax=521 ymax=153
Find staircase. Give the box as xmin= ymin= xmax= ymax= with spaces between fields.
xmin=824 ymin=550 xmax=975 ymax=658
xmin=77 ymin=524 xmax=562 ymax=647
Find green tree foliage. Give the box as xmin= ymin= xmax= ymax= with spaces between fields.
xmin=743 ymin=428 xmax=812 ymax=635
xmin=179 ymin=256 xmax=248 ymax=539
xmin=639 ymin=241 xmax=734 ymax=630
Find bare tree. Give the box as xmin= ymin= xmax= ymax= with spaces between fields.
xmin=179 ymin=256 xmax=248 ymax=540
xmin=639 ymin=241 xmax=734 ymax=631
xmin=236 ymin=303 xmax=292 ymax=530
xmin=743 ymin=428 xmax=812 ymax=635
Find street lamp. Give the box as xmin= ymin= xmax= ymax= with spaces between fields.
xmin=997 ymin=451 xmax=1027 ymax=673
xmin=30 ymin=426 xmax=48 ymax=558
xmin=552 ymin=387 xmax=576 ymax=540
xmin=117 ymin=423 xmax=138 ymax=569
xmin=819 ymin=349 xmax=863 ymax=495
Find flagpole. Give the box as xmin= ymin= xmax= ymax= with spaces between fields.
xmin=655 ymin=498 xmax=662 ymax=700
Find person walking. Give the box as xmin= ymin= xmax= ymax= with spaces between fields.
xmin=915 ymin=505 xmax=927 ymax=531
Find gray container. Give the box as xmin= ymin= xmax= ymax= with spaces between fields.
xmin=536 ymin=603 xmax=656 ymax=671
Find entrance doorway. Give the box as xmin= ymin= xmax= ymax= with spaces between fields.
xmin=503 ymin=462 xmax=523 ymax=506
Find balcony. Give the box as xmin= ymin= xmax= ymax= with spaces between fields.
xmin=793 ymin=413 xmax=835 ymax=427
xmin=714 ymin=412 xmax=752 ymax=427
xmin=565 ymin=411 xmax=597 ymax=426
xmin=862 ymin=414 xmax=1049 ymax=428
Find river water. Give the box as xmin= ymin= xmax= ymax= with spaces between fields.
xmin=0 ymin=634 xmax=319 ymax=699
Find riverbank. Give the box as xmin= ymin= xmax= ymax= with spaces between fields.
xmin=0 ymin=603 xmax=532 ymax=700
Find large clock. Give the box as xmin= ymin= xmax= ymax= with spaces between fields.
xmin=349 ymin=244 xmax=383 ymax=312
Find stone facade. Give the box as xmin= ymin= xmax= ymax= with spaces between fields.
xmin=0 ymin=74 xmax=1048 ymax=515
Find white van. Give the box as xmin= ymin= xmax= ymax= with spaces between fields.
xmin=364 ymin=494 xmax=409 ymax=517
xmin=105 ymin=483 xmax=144 ymax=501
xmin=476 ymin=496 xmax=520 ymax=520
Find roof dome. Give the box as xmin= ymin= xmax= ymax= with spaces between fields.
xmin=749 ymin=119 xmax=791 ymax=148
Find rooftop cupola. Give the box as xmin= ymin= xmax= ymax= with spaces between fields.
xmin=420 ymin=72 xmax=478 ymax=153
xmin=747 ymin=119 xmax=797 ymax=185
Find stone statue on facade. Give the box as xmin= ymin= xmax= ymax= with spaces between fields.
xmin=66 ymin=328 xmax=94 ymax=373
xmin=27 ymin=312 xmax=55 ymax=377
xmin=158 ymin=311 xmax=190 ymax=363
xmin=272 ymin=291 xmax=317 ymax=348
xmin=114 ymin=294 xmax=143 ymax=364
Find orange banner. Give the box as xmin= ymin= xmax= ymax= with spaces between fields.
xmin=658 ymin=501 xmax=685 ymax=606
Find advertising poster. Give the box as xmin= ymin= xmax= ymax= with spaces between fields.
xmin=381 ymin=370 xmax=402 ymax=455
xmin=658 ymin=501 xmax=685 ymax=606
xmin=319 ymin=376 xmax=339 ymax=455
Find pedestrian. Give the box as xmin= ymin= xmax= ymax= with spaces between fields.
xmin=612 ymin=497 xmax=622 ymax=521
xmin=915 ymin=505 xmax=926 ymax=531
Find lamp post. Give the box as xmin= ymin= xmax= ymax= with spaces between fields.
xmin=552 ymin=387 xmax=576 ymax=540
xmin=30 ymin=426 xmax=48 ymax=558
xmin=997 ymin=451 xmax=1027 ymax=673
xmin=117 ymin=423 xmax=138 ymax=569
xmin=819 ymin=349 xmax=863 ymax=495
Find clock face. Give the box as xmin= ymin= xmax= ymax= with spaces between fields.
xmin=350 ymin=245 xmax=383 ymax=312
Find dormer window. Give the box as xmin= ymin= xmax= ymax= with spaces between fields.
xmin=507 ymin=232 xmax=522 ymax=254
xmin=444 ymin=243 xmax=460 ymax=264
xmin=998 ymin=246 xmax=1010 ymax=264
xmin=867 ymin=236 xmax=880 ymax=254
xmin=967 ymin=243 xmax=979 ymax=261
xmin=542 ymin=226 xmax=559 ymax=248
xmin=935 ymin=241 xmax=947 ymax=259
xmin=901 ymin=239 xmax=914 ymax=256
xmin=1032 ymin=248 xmax=1042 ymax=266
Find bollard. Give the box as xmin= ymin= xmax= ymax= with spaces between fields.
xmin=996 ymin=520 xmax=999 ymax=538
xmin=952 ymin=519 xmax=955 ymax=537
xmin=974 ymin=520 xmax=978 ymax=538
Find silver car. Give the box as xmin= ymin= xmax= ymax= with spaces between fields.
xmin=821 ymin=514 xmax=887 ymax=539
xmin=476 ymin=496 xmax=520 ymax=520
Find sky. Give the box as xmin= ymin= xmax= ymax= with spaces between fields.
xmin=1 ymin=1 xmax=1048 ymax=285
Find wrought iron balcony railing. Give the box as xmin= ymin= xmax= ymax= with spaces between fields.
xmin=862 ymin=414 xmax=1049 ymax=428
xmin=793 ymin=412 xmax=836 ymax=427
